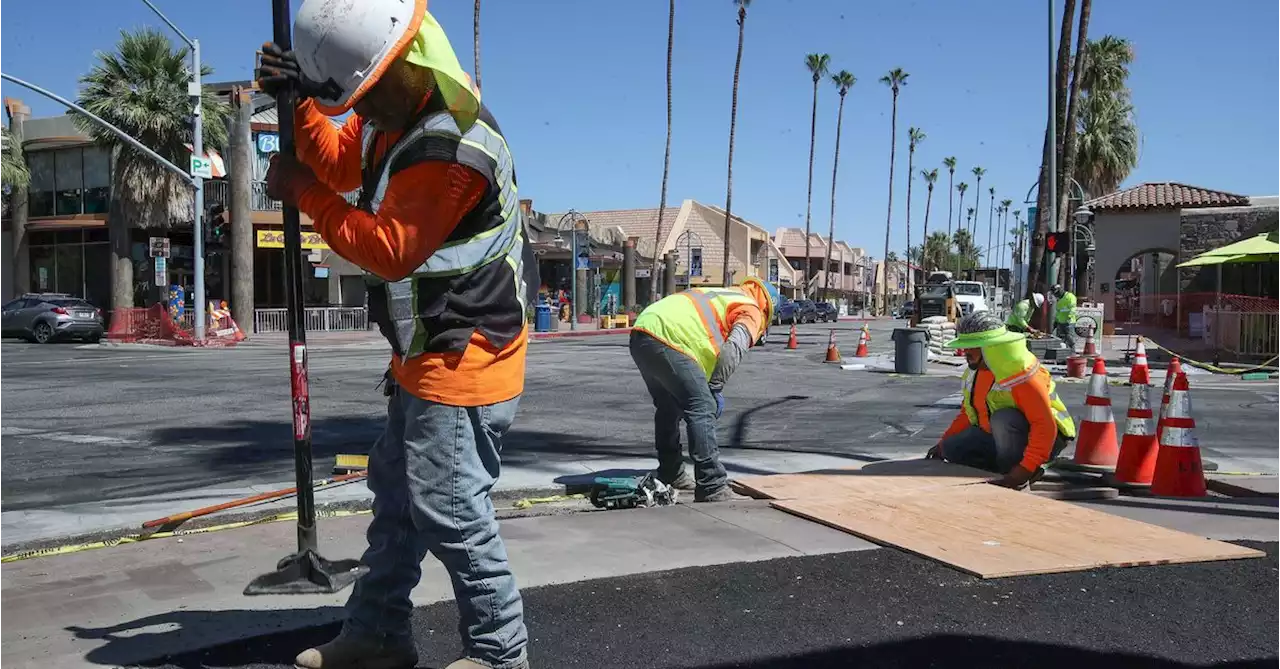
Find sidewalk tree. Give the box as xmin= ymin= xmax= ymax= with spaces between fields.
xmin=878 ymin=67 xmax=908 ymax=315
xmin=803 ymin=52 xmax=830 ymax=298
xmin=904 ymin=126 xmax=925 ymax=286
xmin=1075 ymin=35 xmax=1137 ymax=198
xmin=823 ymin=69 xmax=855 ymax=302
xmin=920 ymin=168 xmax=938 ymax=271
xmin=651 ymin=0 xmax=675 ymax=302
xmin=921 ymin=231 xmax=950 ymax=273
xmin=2 ymin=127 xmax=30 ymax=216
xmin=75 ymin=28 xmax=230 ymax=311
xmin=942 ymin=156 xmax=957 ymax=238
xmin=720 ymin=0 xmax=751 ymax=287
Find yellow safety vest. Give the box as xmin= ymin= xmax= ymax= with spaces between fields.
xmin=634 ymin=288 xmax=760 ymax=378
xmin=960 ymin=364 xmax=1077 ymax=439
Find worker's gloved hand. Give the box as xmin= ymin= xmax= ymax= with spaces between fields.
xmin=712 ymin=390 xmax=726 ymax=419
xmin=265 ymin=153 xmax=320 ymax=207
xmin=256 ymin=42 xmax=335 ymax=100
xmin=925 ymin=443 xmax=943 ymax=460
xmin=994 ymin=465 xmax=1037 ymax=490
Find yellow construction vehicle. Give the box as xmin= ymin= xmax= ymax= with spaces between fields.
xmin=911 ymin=271 xmax=962 ymax=327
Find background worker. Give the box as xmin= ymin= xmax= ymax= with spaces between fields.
xmin=1050 ymin=283 xmax=1079 ymax=350
xmin=926 ymin=312 xmax=1077 ymax=488
xmin=1006 ymin=292 xmax=1045 ymax=335
xmin=257 ymin=1 xmax=535 ymax=667
xmin=629 ymin=278 xmax=780 ymax=502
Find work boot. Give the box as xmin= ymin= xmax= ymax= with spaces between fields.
xmin=694 ymin=486 xmax=750 ymax=503
xmin=293 ymin=631 xmax=417 ymax=669
xmin=656 ymin=468 xmax=695 ymax=491
xmin=444 ymin=656 xmax=531 ymax=669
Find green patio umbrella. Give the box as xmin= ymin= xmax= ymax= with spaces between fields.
xmin=1177 ymin=231 xmax=1279 ymax=268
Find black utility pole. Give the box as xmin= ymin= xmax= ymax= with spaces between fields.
xmin=245 ymin=0 xmax=365 ymax=595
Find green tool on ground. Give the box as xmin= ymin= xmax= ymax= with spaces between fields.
xmin=588 ymin=473 xmax=678 ymax=510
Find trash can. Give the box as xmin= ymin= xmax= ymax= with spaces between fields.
xmin=891 ymin=327 xmax=929 ymax=375
xmin=534 ymin=303 xmax=553 ymax=333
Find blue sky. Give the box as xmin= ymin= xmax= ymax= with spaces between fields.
xmin=3 ymin=0 xmax=1276 ymax=257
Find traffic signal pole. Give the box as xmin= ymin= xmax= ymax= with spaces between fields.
xmin=244 ymin=0 xmax=365 ymax=596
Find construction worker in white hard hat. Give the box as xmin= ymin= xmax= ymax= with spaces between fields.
xmin=257 ymin=2 xmax=535 ymax=668
xmin=926 ymin=312 xmax=1076 ymax=489
xmin=1005 ymin=292 xmax=1045 ymax=335
xmin=629 ymin=277 xmax=780 ymax=502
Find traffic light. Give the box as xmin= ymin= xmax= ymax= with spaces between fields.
xmin=1046 ymin=231 xmax=1070 ymax=254
xmin=207 ymin=204 xmax=228 ymax=247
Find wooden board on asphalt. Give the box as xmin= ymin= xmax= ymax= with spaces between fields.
xmin=732 ymin=459 xmax=994 ymax=500
xmin=771 ymin=484 xmax=1265 ymax=578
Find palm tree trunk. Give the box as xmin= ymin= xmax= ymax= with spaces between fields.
xmin=922 ymin=185 xmax=933 ymax=271
xmin=1028 ymin=0 xmax=1076 ymax=304
xmin=824 ymin=92 xmax=848 ymax=303
xmin=472 ymin=0 xmax=482 ymax=91
xmin=721 ymin=8 xmax=746 ymax=287
xmin=804 ymin=76 xmax=819 ymax=299
xmin=880 ymin=91 xmax=898 ymax=315
xmin=972 ymin=176 xmax=982 ymax=239
xmin=946 ymin=170 xmax=954 ymax=238
xmin=108 ymin=192 xmax=134 ymax=311
xmin=905 ymin=145 xmax=915 ymax=293
xmin=1060 ymin=0 xmax=1092 ymax=291
xmin=651 ymin=0 xmax=675 ymax=303
xmin=986 ymin=196 xmax=995 ymax=265
xmin=953 ymin=190 xmax=964 ymax=272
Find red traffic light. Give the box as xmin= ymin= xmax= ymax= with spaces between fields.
xmin=1046 ymin=231 xmax=1069 ymax=253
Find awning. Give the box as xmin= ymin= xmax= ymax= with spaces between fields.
xmin=1177 ymin=232 xmax=1278 ymax=267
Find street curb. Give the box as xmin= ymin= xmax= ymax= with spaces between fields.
xmin=531 ymin=328 xmax=631 ymax=340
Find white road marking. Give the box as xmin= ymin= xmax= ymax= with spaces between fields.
xmin=1 ymin=426 xmax=137 ymax=445
xmin=869 ymin=392 xmax=962 ymax=441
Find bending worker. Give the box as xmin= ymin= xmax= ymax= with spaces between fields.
xmin=926 ymin=312 xmax=1076 ymax=488
xmin=1006 ymin=292 xmax=1045 ymax=335
xmin=1050 ymin=283 xmax=1078 ymax=350
xmin=630 ymin=278 xmax=779 ymax=502
xmin=257 ymin=2 xmax=536 ymax=668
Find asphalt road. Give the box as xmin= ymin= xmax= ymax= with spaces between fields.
xmin=144 ymin=541 xmax=1279 ymax=669
xmin=2 ymin=320 xmax=1276 ymax=515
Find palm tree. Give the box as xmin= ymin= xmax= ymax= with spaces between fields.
xmin=823 ymin=70 xmax=855 ymax=302
xmin=966 ymin=207 xmax=976 ymax=246
xmin=473 ymin=0 xmax=482 ymax=91
xmin=999 ymin=198 xmax=1013 ymax=273
xmin=942 ymin=157 xmax=957 ymax=237
xmin=721 ymin=0 xmax=751 ymax=287
xmin=969 ymin=166 xmax=986 ymax=237
xmin=904 ymin=127 xmax=925 ymax=288
xmin=920 ymin=168 xmax=938 ymax=271
xmin=954 ymin=181 xmax=968 ymax=269
xmin=76 ymin=28 xmax=230 ymax=311
xmin=1074 ymin=35 xmax=1138 ymax=197
xmin=985 ymin=186 xmax=996 ymax=265
xmin=922 ymin=231 xmax=951 ymax=273
xmin=1029 ymin=0 xmax=1078 ymax=298
xmin=878 ymin=67 xmax=908 ymax=315
xmin=1011 ymin=210 xmax=1025 ymax=296
xmin=802 ymin=53 xmax=831 ymax=298
xmin=1 ymin=127 xmax=30 ymax=218
xmin=1056 ymin=0 xmax=1091 ymax=233
xmin=651 ymin=0 xmax=675 ymax=302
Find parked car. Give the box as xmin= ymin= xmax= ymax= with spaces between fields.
xmin=1 ymin=293 xmax=105 ymax=344
xmin=814 ymin=302 xmax=839 ymax=322
xmin=793 ymin=299 xmax=818 ymax=324
xmin=900 ymin=301 xmax=915 ymax=318
xmin=773 ymin=297 xmax=798 ymax=325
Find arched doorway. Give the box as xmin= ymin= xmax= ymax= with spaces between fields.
xmin=1107 ymin=248 xmax=1178 ymax=330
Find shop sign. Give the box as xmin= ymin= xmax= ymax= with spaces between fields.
xmin=256 ymin=229 xmax=330 ymax=250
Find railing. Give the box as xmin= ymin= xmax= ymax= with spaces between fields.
xmin=1203 ymin=308 xmax=1278 ymax=358
xmin=253 ymin=307 xmax=369 ymax=334
xmin=204 ymin=179 xmax=360 ymax=212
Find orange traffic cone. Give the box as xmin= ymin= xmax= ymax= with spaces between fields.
xmin=1150 ymin=372 xmax=1206 ymax=497
xmin=854 ymin=328 xmax=869 ymax=357
xmin=1082 ymin=322 xmax=1098 ymax=357
xmin=787 ymin=323 xmax=799 ymax=350
xmin=824 ymin=329 xmax=842 ymax=363
xmin=1073 ymin=357 xmax=1119 ymax=468
xmin=1154 ymin=357 xmax=1182 ymax=442
xmin=1113 ymin=347 xmax=1158 ymax=486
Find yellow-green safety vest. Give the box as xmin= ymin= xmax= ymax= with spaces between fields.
xmin=1054 ymin=291 xmax=1077 ymax=324
xmin=634 ymin=287 xmax=760 ymax=378
xmin=960 ymin=363 xmax=1077 ymax=439
xmin=1007 ymin=300 xmax=1033 ymax=329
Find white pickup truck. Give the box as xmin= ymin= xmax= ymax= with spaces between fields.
xmin=951 ymin=281 xmax=989 ymax=316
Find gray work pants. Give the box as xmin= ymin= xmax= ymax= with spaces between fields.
xmin=1053 ymin=321 xmax=1078 ymax=351
xmin=940 ymin=408 xmax=1069 ymax=475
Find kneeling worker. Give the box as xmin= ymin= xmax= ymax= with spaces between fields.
xmin=927 ymin=312 xmax=1076 ymax=488
xmin=1006 ymin=292 xmax=1045 ymax=334
xmin=630 ymin=278 xmax=779 ymax=502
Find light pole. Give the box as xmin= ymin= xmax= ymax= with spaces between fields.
xmin=555 ymin=210 xmax=588 ymax=330
xmin=141 ymin=0 xmax=206 ymax=339
xmin=1071 ymin=205 xmax=1095 ymax=295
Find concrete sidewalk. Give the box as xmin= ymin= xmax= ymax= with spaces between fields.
xmin=2 ymin=487 xmax=1275 ymax=669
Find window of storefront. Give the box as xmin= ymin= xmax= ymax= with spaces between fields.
xmin=27 ymin=228 xmax=111 ymax=309
xmin=26 ymin=147 xmax=111 ymax=218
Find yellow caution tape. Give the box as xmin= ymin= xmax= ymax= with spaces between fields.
xmin=512 ymin=494 xmax=584 ymax=510
xmin=1141 ymin=337 xmax=1278 ymax=376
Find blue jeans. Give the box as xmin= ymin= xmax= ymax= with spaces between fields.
xmin=344 ymin=385 xmax=527 ymax=668
xmin=629 ymin=331 xmax=729 ymax=494
xmin=941 ymin=408 xmax=1069 ymax=475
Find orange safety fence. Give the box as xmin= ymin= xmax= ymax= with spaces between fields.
xmin=107 ymin=304 xmax=246 ymax=347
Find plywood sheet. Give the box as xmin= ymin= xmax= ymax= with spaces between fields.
xmin=733 ymin=459 xmax=994 ymax=501
xmin=772 ymin=484 xmax=1265 ymax=578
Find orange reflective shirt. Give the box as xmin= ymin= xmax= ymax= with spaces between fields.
xmin=292 ymin=99 xmax=527 ymax=407
xmin=941 ymin=366 xmax=1057 ymax=471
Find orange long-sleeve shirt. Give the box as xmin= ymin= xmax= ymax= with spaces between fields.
xmin=291 ymin=99 xmax=528 ymax=407
xmin=941 ymin=366 xmax=1058 ymax=471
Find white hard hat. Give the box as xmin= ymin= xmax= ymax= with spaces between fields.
xmin=293 ymin=0 xmax=427 ymax=115
xmin=1032 ymin=293 xmax=1045 ymax=308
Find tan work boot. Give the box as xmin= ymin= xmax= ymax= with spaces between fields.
xmin=444 ymin=657 xmax=531 ymax=669
xmin=694 ymin=486 xmax=750 ymax=503
xmin=293 ymin=631 xmax=418 ymax=669
xmin=656 ymin=468 xmax=695 ymax=492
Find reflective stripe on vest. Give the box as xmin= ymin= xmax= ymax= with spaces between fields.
xmin=362 ymin=110 xmax=528 ymax=358
xmin=961 ymin=364 xmax=1076 ymax=438
xmin=633 ymin=288 xmax=757 ymax=378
